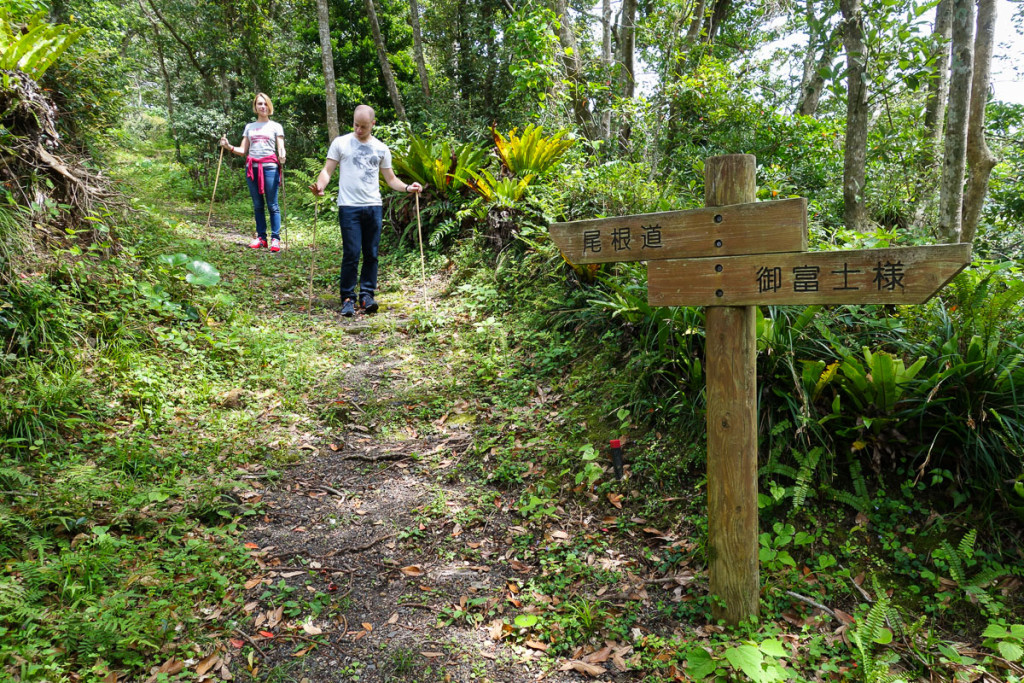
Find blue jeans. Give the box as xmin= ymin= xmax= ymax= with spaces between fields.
xmin=245 ymin=164 xmax=281 ymax=240
xmin=338 ymin=205 xmax=383 ymax=302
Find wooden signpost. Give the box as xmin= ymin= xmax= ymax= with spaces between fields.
xmin=549 ymin=154 xmax=971 ymax=625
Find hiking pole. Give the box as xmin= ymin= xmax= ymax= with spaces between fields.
xmin=206 ymin=143 xmax=224 ymax=230
xmin=279 ymin=164 xmax=287 ymax=251
xmin=415 ymin=191 xmax=427 ymax=304
xmin=308 ymin=199 xmax=319 ymax=319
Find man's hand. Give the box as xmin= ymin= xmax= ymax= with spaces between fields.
xmin=310 ymin=183 xmax=325 ymax=197
xmin=406 ymin=182 xmax=424 ymax=194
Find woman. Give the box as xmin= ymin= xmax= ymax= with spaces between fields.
xmin=220 ymin=93 xmax=286 ymax=252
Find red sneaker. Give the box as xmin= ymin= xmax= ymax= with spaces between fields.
xmin=249 ymin=237 xmax=267 ymax=249
xmin=270 ymin=238 xmax=281 ymax=252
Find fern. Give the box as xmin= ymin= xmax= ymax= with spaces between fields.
xmin=0 ymin=10 xmax=85 ymax=79
xmin=791 ymin=446 xmax=824 ymax=508
xmin=829 ymin=458 xmax=871 ymax=513
xmin=848 ymin=584 xmax=901 ymax=682
xmin=932 ymin=530 xmax=1016 ymax=617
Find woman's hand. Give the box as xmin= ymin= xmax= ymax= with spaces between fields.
xmin=219 ymin=137 xmax=231 ymax=151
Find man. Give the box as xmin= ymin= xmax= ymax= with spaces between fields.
xmin=311 ymin=105 xmax=422 ymax=317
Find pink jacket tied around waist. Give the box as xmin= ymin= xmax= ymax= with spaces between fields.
xmin=246 ymin=155 xmax=279 ymax=194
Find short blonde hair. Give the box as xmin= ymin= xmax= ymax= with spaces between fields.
xmin=253 ymin=93 xmax=274 ymax=116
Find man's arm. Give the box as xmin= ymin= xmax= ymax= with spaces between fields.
xmin=381 ymin=167 xmax=422 ymax=194
xmin=311 ymin=159 xmax=339 ymax=196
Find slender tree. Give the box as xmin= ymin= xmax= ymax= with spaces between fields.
xmin=961 ymin=0 xmax=998 ymax=243
xmin=552 ymin=0 xmax=595 ymax=138
xmin=409 ymin=0 xmax=431 ymax=102
xmin=937 ymin=0 xmax=974 ymax=242
xmin=923 ymin=0 xmax=953 ymax=156
xmin=316 ymin=0 xmax=340 ymax=140
xmin=618 ymin=0 xmax=637 ymax=147
xmin=910 ymin=0 xmax=953 ymax=229
xmin=364 ymin=0 xmax=407 ymax=122
xmin=601 ymin=0 xmax=612 ymax=140
xmin=795 ymin=0 xmax=843 ymax=118
xmin=840 ymin=0 xmax=868 ymax=231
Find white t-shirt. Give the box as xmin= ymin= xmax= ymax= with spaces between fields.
xmin=326 ymin=133 xmax=392 ymax=206
xmin=243 ymin=120 xmax=284 ymax=159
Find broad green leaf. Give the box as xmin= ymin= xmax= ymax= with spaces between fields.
xmin=758 ymin=639 xmax=788 ymax=658
xmin=872 ymin=627 xmax=893 ymax=645
xmin=982 ymin=624 xmax=1010 ymax=639
xmin=186 ymin=260 xmax=221 ymax=287
xmin=998 ymin=641 xmax=1023 ymax=662
xmin=724 ymin=645 xmax=764 ymax=683
xmin=158 ymin=253 xmax=189 ymax=267
xmin=685 ymin=648 xmax=717 ymax=680
xmin=514 ymin=614 xmax=538 ymax=628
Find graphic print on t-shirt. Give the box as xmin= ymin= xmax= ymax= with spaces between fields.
xmin=351 ymin=139 xmax=382 ymax=186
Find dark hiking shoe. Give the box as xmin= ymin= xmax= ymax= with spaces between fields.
xmin=361 ymin=293 xmax=379 ymax=314
xmin=341 ymin=298 xmax=356 ymax=317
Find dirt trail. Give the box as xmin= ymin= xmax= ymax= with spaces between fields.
xmin=231 ymin=304 xmax=622 ymax=682
xmin=192 ymin=215 xmax=636 ymax=682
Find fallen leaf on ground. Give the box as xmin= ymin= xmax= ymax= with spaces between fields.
xmin=525 ymin=640 xmax=548 ymax=651
xmin=362 ymin=622 xmax=373 ymax=632
xmin=258 ymin=631 xmax=275 ymax=639
xmin=834 ymin=609 xmax=856 ymax=626
xmin=421 ymin=651 xmax=444 ymax=658
xmin=401 ymin=565 xmax=425 ymax=577
xmin=244 ymin=577 xmax=263 ymax=590
xmin=302 ymin=622 xmax=322 ymax=635
xmin=509 ymin=560 xmax=533 ymax=573
xmin=387 ymin=613 xmax=399 ymax=625
xmin=558 ymin=660 xmax=607 ymax=676
xmin=196 ymin=654 xmax=220 ymax=676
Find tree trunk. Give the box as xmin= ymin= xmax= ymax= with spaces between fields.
xmin=703 ymin=0 xmax=733 ymax=45
xmin=364 ymin=0 xmax=408 ymax=122
xmin=937 ymin=0 xmax=974 ymax=242
xmin=552 ymin=0 xmax=595 ymax=138
xmin=840 ymin=0 xmax=868 ymax=231
xmin=961 ymin=0 xmax=998 ymax=244
xmin=316 ymin=0 xmax=340 ymax=140
xmin=923 ymin=0 xmax=952 ymax=155
xmin=796 ymin=20 xmax=843 ymax=118
xmin=618 ymin=0 xmax=637 ymax=147
xmin=909 ymin=0 xmax=952 ymax=229
xmin=686 ymin=0 xmax=707 ymax=43
xmin=601 ymin=0 xmax=612 ymax=140
xmin=409 ymin=0 xmax=431 ymax=102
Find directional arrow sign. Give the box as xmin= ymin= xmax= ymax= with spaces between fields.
xmin=549 ymin=198 xmax=807 ymax=264
xmin=648 ymin=244 xmax=972 ymax=306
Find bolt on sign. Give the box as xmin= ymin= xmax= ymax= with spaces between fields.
xmin=548 ymin=154 xmax=971 ymax=626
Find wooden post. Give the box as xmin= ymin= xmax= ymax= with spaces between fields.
xmin=704 ymin=154 xmax=759 ymax=624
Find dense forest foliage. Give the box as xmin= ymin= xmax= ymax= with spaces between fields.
xmin=1 ymin=0 xmax=1024 ymax=679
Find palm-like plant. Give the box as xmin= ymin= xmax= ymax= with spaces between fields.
xmin=491 ymin=123 xmax=573 ymax=178
xmin=391 ymin=133 xmax=488 ymax=199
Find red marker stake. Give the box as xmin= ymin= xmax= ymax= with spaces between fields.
xmin=610 ymin=439 xmax=623 ymax=480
